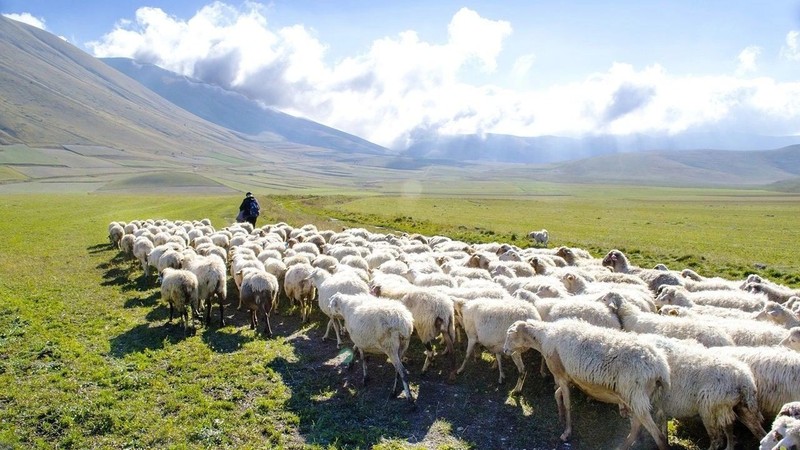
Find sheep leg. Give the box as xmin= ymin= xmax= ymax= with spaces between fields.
xmin=359 ymin=348 xmax=369 ymax=386
xmin=218 ymin=301 xmax=225 ymax=327
xmin=539 ymin=354 xmax=550 ymax=377
xmin=510 ymin=351 xmax=527 ymax=395
xmin=332 ymin=319 xmax=343 ymax=348
xmin=555 ymin=380 xmax=573 ymax=441
xmin=456 ymin=336 xmax=477 ymax=376
xmin=627 ymin=412 xmax=668 ymax=450
xmin=205 ymin=300 xmax=212 ymax=327
xmin=421 ymin=342 xmax=434 ymax=374
xmin=495 ymin=352 xmax=505 ymax=385
xmin=262 ymin=308 xmax=273 ymax=337
xmin=440 ymin=322 xmax=458 ymax=383
xmin=387 ymin=344 xmax=414 ymax=405
xmin=249 ymin=310 xmax=257 ymax=330
xmin=168 ymin=302 xmax=175 ymax=323
xmin=734 ymin=404 xmax=766 ymax=440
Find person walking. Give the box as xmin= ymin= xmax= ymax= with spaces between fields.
xmin=238 ymin=192 xmax=260 ymax=227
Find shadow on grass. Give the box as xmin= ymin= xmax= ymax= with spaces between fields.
xmin=200 ymin=327 xmax=254 ymax=354
xmin=87 ymin=243 xmax=113 ymax=254
xmin=109 ymin=322 xmax=193 ymax=358
xmin=124 ymin=291 xmax=160 ymax=308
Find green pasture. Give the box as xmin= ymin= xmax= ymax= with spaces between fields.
xmin=0 ymin=190 xmax=796 ymax=449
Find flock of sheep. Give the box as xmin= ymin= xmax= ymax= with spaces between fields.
xmin=106 ymin=218 xmax=800 ymax=450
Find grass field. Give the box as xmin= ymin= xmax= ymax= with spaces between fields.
xmin=0 ymin=190 xmax=797 ymax=449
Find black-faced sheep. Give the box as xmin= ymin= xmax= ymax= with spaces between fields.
xmin=503 ymin=319 xmax=670 ymax=450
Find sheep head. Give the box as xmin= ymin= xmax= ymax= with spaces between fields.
xmin=504 ymin=320 xmax=542 ymax=355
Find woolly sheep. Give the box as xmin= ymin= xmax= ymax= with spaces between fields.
xmin=181 ymin=253 xmax=228 ymax=327
xmin=308 ymin=267 xmax=370 ymax=347
xmin=781 ymin=327 xmax=800 ymax=352
xmin=119 ymin=234 xmax=135 ymax=257
xmin=283 ymin=263 xmax=316 ymax=323
xmin=715 ymin=346 xmax=800 ymax=417
xmin=133 ymin=236 xmax=155 ymax=278
xmin=327 ymin=293 xmax=415 ymax=405
xmin=396 ymin=289 xmax=457 ymax=380
xmin=237 ymin=267 xmax=279 ymax=335
xmin=108 ymin=223 xmax=124 ymax=248
xmin=746 ymin=282 xmax=800 ymax=304
xmin=602 ymin=291 xmax=735 ymax=347
xmin=559 ymin=270 xmax=656 ymax=312
xmin=456 ymin=298 xmax=541 ymax=392
xmin=158 ymin=267 xmax=199 ymax=332
xmin=760 ymin=415 xmax=800 ymax=450
xmin=503 ymin=319 xmax=670 ymax=449
xmin=755 ymin=301 xmax=800 ymax=329
xmin=639 ymin=334 xmax=766 ymax=450
xmin=601 ymin=249 xmax=683 ymax=293
xmin=657 ymin=285 xmax=767 ymax=313
xmin=528 ymin=229 xmax=549 ymax=246
xmin=544 ymin=295 xmax=622 ymax=330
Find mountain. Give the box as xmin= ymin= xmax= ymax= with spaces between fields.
xmin=404 ymin=132 xmax=800 ymax=164
xmin=101 ymin=57 xmax=390 ymax=156
xmin=491 ymin=144 xmax=800 ymax=187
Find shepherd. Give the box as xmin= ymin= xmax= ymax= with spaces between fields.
xmin=237 ymin=192 xmax=260 ymax=227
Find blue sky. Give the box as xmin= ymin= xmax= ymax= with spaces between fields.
xmin=3 ymin=1 xmax=800 ymax=149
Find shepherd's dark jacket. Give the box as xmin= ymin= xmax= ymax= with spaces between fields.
xmin=239 ymin=197 xmax=259 ymax=218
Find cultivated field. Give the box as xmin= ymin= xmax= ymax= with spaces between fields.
xmin=0 ymin=190 xmax=798 ymax=449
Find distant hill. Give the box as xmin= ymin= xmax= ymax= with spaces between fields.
xmin=101 ymin=57 xmax=391 ymax=156
xmin=490 ymin=145 xmax=800 ymax=187
xmin=404 ymin=132 xmax=800 ymax=164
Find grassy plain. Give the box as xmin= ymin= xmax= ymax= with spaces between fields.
xmin=0 ymin=189 xmax=797 ymax=450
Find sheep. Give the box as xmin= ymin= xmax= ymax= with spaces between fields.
xmin=237 ymin=267 xmax=279 ymax=336
xmin=327 ymin=293 xmax=415 ymax=405
xmin=755 ymin=301 xmax=800 ymax=329
xmin=760 ymin=415 xmax=800 ymax=450
xmin=231 ymin=256 xmax=265 ymax=291
xmin=781 ymin=327 xmax=800 ymax=352
xmin=456 ymin=298 xmax=541 ymax=394
xmin=108 ymin=223 xmax=125 ymax=248
xmin=395 ymin=289 xmax=457 ymax=380
xmin=158 ymin=267 xmax=199 ymax=332
xmin=715 ymin=346 xmax=800 ymax=417
xmin=503 ymin=319 xmax=670 ymax=450
xmin=181 ymin=253 xmax=228 ymax=327
xmin=119 ymin=234 xmax=135 ymax=257
xmin=494 ymin=275 xmax=568 ymax=299
xmin=655 ymin=290 xmax=759 ymax=321
xmin=679 ymin=269 xmax=742 ymax=292
xmin=528 ymin=229 xmax=549 ymax=246
xmin=544 ymin=296 xmax=622 ymax=330
xmin=308 ymin=267 xmax=370 ymax=347
xmin=559 ymin=270 xmax=656 ymax=312
xmin=657 ymin=285 xmax=767 ymax=313
xmin=638 ymin=334 xmax=766 ymax=450
xmin=745 ymin=282 xmax=800 ymax=304
xmin=133 ymin=236 xmax=155 ymax=278
xmin=283 ymin=263 xmax=316 ymax=323
xmin=601 ymin=249 xmax=683 ymax=292
xmin=602 ymin=291 xmax=735 ymax=347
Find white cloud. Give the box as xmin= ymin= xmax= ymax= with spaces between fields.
xmin=3 ymin=12 xmax=47 ymax=30
xmin=736 ymin=45 xmax=760 ymax=74
xmin=87 ymin=4 xmax=800 ymax=148
xmin=781 ymin=30 xmax=800 ymax=61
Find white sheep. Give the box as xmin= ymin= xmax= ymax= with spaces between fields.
xmin=528 ymin=229 xmax=549 ymax=246
xmin=308 ymin=267 xmax=370 ymax=347
xmin=158 ymin=267 xmax=199 ymax=332
xmin=396 ymin=289 xmax=457 ymax=381
xmin=133 ymin=236 xmax=155 ymax=278
xmin=119 ymin=234 xmax=135 ymax=257
xmin=655 ymin=289 xmax=758 ymax=320
xmin=781 ymin=327 xmax=800 ymax=352
xmin=456 ymin=298 xmax=541 ymax=393
xmin=181 ymin=253 xmax=228 ymax=327
xmin=237 ymin=267 xmax=279 ymax=336
xmin=656 ymin=285 xmax=767 ymax=313
xmin=755 ymin=301 xmax=800 ymax=329
xmin=638 ymin=334 xmax=766 ymax=450
xmin=108 ymin=223 xmax=125 ymax=248
xmin=601 ymin=249 xmax=683 ymax=292
xmin=503 ymin=319 xmax=670 ymax=449
xmin=283 ymin=263 xmax=316 ymax=323
xmin=716 ymin=346 xmax=800 ymax=417
xmin=760 ymin=415 xmax=800 ymax=450
xmin=745 ymin=281 xmax=800 ymax=304
xmin=327 ymin=293 xmax=415 ymax=406
xmin=602 ymin=291 xmax=735 ymax=347
xmin=559 ymin=270 xmax=656 ymax=312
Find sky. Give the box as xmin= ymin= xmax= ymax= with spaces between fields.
xmin=2 ymin=1 xmax=800 ymax=150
